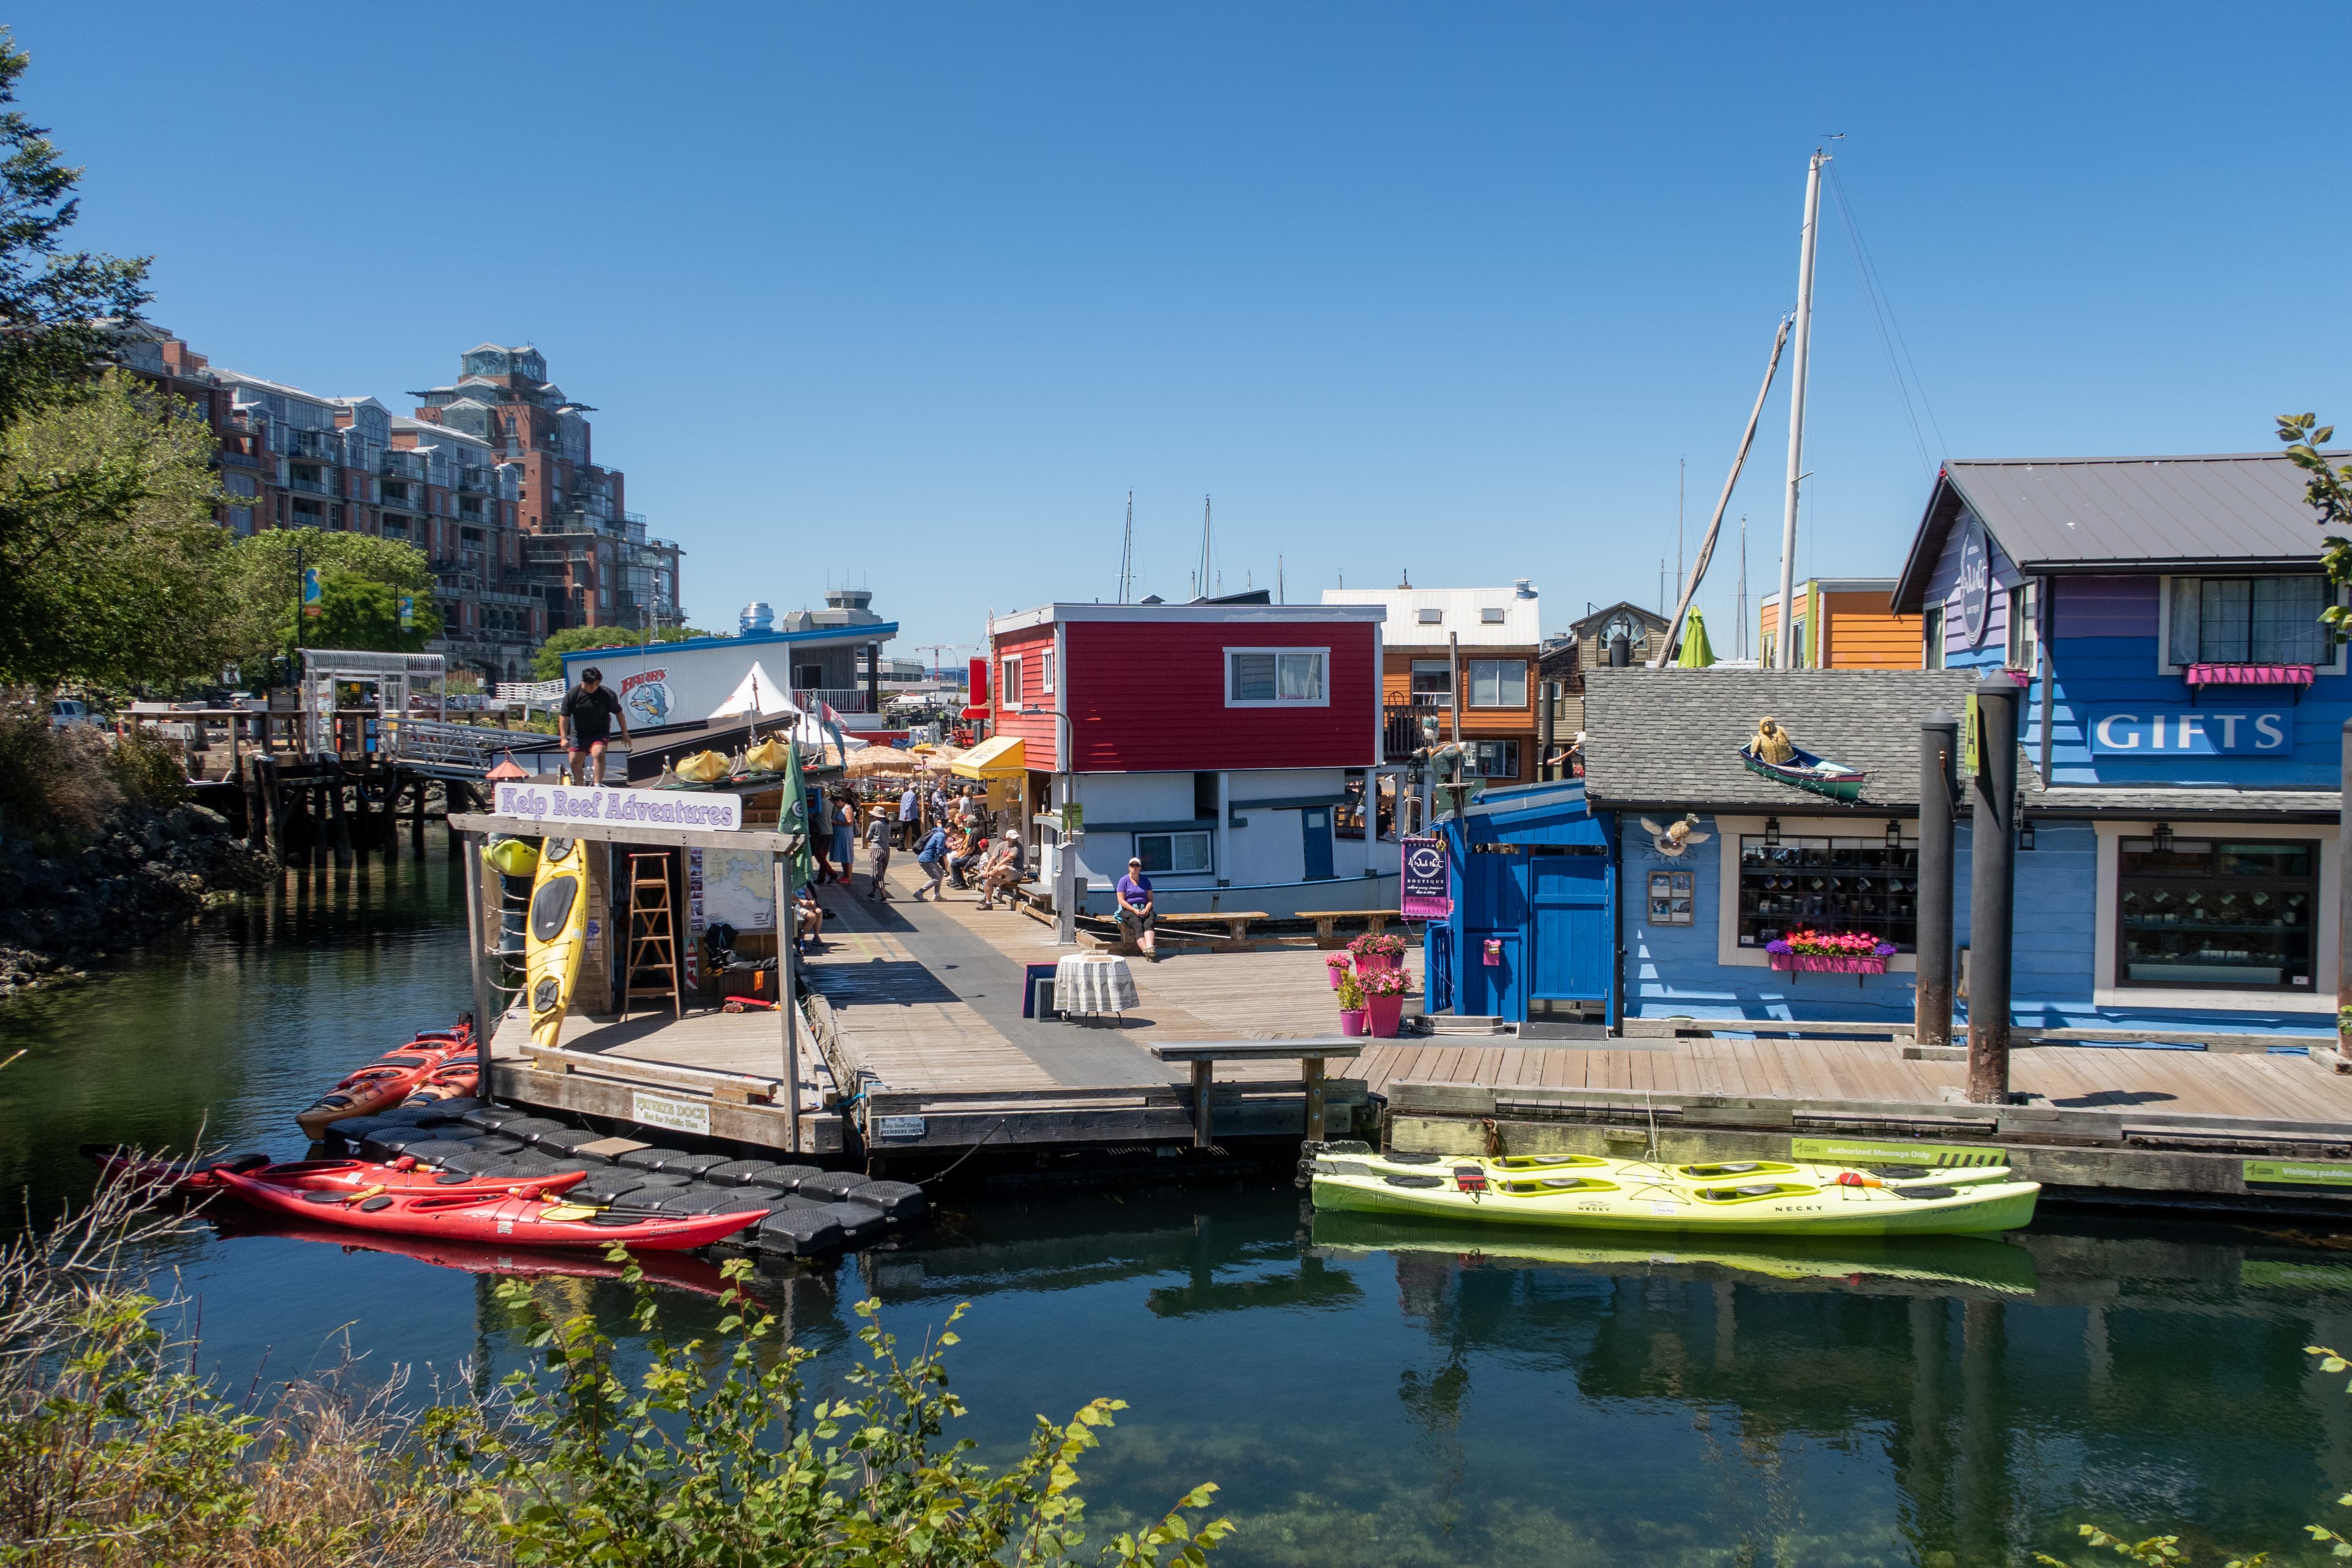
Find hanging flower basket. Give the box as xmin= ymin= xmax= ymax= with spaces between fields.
xmin=1766 ymin=930 xmax=1896 ymax=976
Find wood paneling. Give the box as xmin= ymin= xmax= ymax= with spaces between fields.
xmin=1821 ymin=593 xmax=1924 ymax=669
xmin=1066 ymin=619 xmax=1378 ymax=772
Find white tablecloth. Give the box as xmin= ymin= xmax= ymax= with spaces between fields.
xmin=1055 ymin=954 xmax=1139 ymax=1016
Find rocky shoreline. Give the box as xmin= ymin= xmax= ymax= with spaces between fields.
xmin=0 ymin=804 xmax=277 ymax=1000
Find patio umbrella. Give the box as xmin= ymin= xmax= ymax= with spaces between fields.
xmin=846 ymin=745 xmax=918 ymax=777
xmin=1675 ymin=609 xmax=1718 ymax=668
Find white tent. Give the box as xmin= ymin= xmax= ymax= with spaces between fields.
xmin=706 ymin=661 xmax=799 ymax=721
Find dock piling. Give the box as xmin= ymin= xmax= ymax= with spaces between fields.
xmin=1916 ymin=711 xmax=1958 ymax=1054
xmin=461 ymin=829 xmax=496 ymax=1106
xmin=1965 ymin=677 xmax=2019 ymax=1103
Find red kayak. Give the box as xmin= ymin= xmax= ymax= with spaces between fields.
xmin=399 ymin=1061 xmax=480 ymax=1109
xmin=83 ymin=1148 xmax=580 ymax=1200
xmin=210 ymin=1212 xmax=752 ymax=1303
xmin=215 ymin=1168 xmax=764 ymax=1251
xmin=295 ymin=1017 xmax=475 ymax=1138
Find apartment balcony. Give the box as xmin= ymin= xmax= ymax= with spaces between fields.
xmin=1383 ymin=703 xmax=1441 ymax=762
xmin=624 ymin=511 xmax=647 ymax=525
xmin=287 ymin=473 xmax=333 ymax=497
xmin=284 ymin=429 xmax=340 ymax=462
xmin=216 ymin=447 xmax=257 ymax=467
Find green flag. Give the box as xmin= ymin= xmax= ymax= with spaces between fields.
xmin=778 ymin=737 xmax=815 ymax=889
xmin=1675 ymin=609 xmax=1718 ymax=668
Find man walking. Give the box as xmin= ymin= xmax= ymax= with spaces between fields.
xmin=864 ymin=808 xmax=893 ymax=900
xmin=897 ymin=780 xmax=921 ymax=850
xmin=911 ymin=821 xmax=949 ymax=902
xmin=559 ymin=667 xmax=628 ymax=786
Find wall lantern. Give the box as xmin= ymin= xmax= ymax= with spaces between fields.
xmin=2018 ymin=815 xmax=2035 ymax=852
xmin=2152 ymin=822 xmax=2174 ymax=854
xmin=1763 ymin=817 xmax=1781 ymax=847
xmin=1884 ymin=818 xmax=1902 ymax=850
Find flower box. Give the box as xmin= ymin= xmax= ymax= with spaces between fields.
xmin=1768 ymin=952 xmax=1890 ymax=975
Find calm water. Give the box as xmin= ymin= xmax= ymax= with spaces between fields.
xmin=6 ymin=843 xmax=2352 ymax=1566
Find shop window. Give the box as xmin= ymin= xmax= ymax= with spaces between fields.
xmin=1468 ymin=739 xmax=1518 ymax=779
xmin=1226 ymin=649 xmax=1326 ymax=706
xmin=1737 ymin=834 xmax=1918 ymax=952
xmin=2116 ymin=837 xmax=2314 ymax=992
xmin=2165 ymin=577 xmax=2332 ymax=668
xmin=1134 ymin=830 xmax=1212 ymax=874
xmin=1468 ymin=659 xmax=1528 ymax=707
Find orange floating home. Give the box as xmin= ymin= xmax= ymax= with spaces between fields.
xmin=1757 ymin=577 xmax=1924 ymax=669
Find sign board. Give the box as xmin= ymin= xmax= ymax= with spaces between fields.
xmin=2244 ymin=1158 xmax=2352 ymax=1188
xmin=397 ymin=594 xmax=413 ymax=630
xmin=1401 ymin=833 xmax=1453 ymax=919
xmin=1789 ymin=1137 xmax=2009 ymax=1169
xmin=630 ymin=1090 xmax=712 ymax=1138
xmin=493 ymin=780 xmax=743 ymax=832
xmin=1962 ymin=692 xmax=1981 ymax=778
xmin=1061 ymin=801 xmax=1084 ymax=839
xmin=1955 ymin=514 xmax=1991 ymax=647
xmin=618 ymin=666 xmax=675 ymax=726
xmin=2085 ymin=707 xmax=2291 ymax=756
xmin=876 ymin=1115 xmax=928 ymax=1142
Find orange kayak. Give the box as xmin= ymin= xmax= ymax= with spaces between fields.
xmin=398 ymin=1061 xmax=480 ymax=1109
xmin=216 ymin=1168 xmax=765 ymax=1251
xmin=294 ymin=1018 xmax=474 ymax=1139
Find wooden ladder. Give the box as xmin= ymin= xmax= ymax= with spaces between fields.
xmin=624 ymin=852 xmax=684 ymax=1022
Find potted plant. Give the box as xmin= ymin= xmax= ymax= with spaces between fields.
xmin=1360 ymin=967 xmax=1411 ymax=1038
xmin=1350 ymin=931 xmax=1408 ymax=974
xmin=1337 ymin=970 xmax=1368 ymax=1036
xmin=1765 ymin=929 xmax=1898 ymax=975
xmin=1324 ymin=952 xmax=1354 ymax=990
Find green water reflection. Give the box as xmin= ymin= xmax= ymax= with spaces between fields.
xmin=6 ymin=850 xmax=2352 ymax=1566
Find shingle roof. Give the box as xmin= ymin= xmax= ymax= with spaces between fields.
xmin=1581 ymin=668 xmax=1986 ymax=813
xmin=2026 ymin=785 xmax=2340 ymax=821
xmin=1893 ymin=451 xmax=2343 ymax=612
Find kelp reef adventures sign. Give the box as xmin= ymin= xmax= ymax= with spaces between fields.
xmin=493 ymin=782 xmax=744 ymax=832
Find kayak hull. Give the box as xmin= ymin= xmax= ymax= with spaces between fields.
xmin=294 ymin=1020 xmax=474 ymax=1139
xmin=525 ymin=838 xmax=589 ymax=1050
xmin=216 ymin=1169 xmax=762 ymax=1251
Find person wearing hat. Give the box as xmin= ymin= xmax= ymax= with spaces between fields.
xmin=559 ymin=666 xmax=629 ymax=786
xmin=1115 ymin=856 xmax=1158 ymax=960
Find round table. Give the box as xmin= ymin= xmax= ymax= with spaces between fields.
xmin=1054 ymin=954 xmax=1139 ymax=1021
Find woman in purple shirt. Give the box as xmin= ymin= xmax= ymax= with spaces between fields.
xmin=1115 ymin=857 xmax=1157 ymax=961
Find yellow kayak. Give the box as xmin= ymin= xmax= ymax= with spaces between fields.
xmin=1310 ymin=1210 xmax=2041 ymax=1295
xmin=524 ymin=836 xmax=590 ymax=1049
xmin=1311 ymin=1147 xmax=2038 ymax=1237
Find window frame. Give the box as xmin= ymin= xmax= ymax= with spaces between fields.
xmin=1710 ymin=816 xmax=1923 ymax=971
xmin=2110 ymin=833 xmax=2318 ymax=995
xmin=999 ymin=655 xmax=1022 ymax=710
xmin=1921 ymin=603 xmax=1945 ymax=669
xmin=2090 ymin=820 xmax=2336 ymax=1012
xmin=1468 ymin=739 xmax=1519 ymax=779
xmin=1467 ymin=658 xmax=1529 ymax=709
xmin=1133 ymin=829 xmax=1214 ymax=875
xmin=1039 ymin=647 xmax=1054 ymax=694
xmin=2006 ymin=580 xmax=2038 ymax=673
xmin=1224 ymin=646 xmax=1330 ymax=708
xmin=2156 ymin=574 xmax=2346 ymax=675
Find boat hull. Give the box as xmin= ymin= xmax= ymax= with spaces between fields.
xmin=526 ymin=837 xmax=590 ymax=1050
xmin=1739 ymin=745 xmax=1867 ymax=802
xmin=215 ymin=1169 xmax=762 ymax=1251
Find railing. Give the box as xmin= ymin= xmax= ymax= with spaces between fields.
xmin=381 ymin=450 xmax=428 ymax=480
xmin=795 ymin=687 xmax=872 ymax=715
xmin=1383 ymin=704 xmax=1438 ymax=761
xmin=287 ymin=473 xmax=332 ymax=497
xmin=216 ymin=448 xmax=257 ymax=467
xmin=382 ymin=717 xmax=516 ymax=780
xmin=284 ymin=430 xmax=340 ymax=462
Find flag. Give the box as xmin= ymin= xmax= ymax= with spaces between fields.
xmin=778 ymin=736 xmax=814 ymax=891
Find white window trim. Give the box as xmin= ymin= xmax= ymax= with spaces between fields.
xmin=1224 ymin=646 xmax=1331 ymax=708
xmin=2091 ymin=819 xmax=2335 ymax=1012
xmin=2154 ymin=575 xmax=2348 ymax=677
xmin=1039 ymin=647 xmax=1054 ymax=694
xmin=1466 ymin=658 xmax=1531 ymax=710
xmin=1712 ymin=815 xmax=1920 ymax=972
xmin=1133 ymin=828 xmax=1215 ymax=876
xmin=1000 ymin=655 xmax=1021 ymax=710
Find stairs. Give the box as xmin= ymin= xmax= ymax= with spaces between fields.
xmin=1413 ymin=1014 xmax=1515 ymax=1038
xmin=623 ymin=852 xmax=684 ymax=1022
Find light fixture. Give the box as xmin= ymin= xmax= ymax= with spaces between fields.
xmin=1885 ymin=819 xmax=1902 ymax=850
xmin=2018 ymin=815 xmax=2035 ymax=851
xmin=2152 ymin=822 xmax=2174 ymax=854
xmin=1763 ymin=817 xmax=1781 ymax=847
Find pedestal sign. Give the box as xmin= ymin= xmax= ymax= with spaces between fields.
xmin=1401 ymin=834 xmax=1453 ymax=919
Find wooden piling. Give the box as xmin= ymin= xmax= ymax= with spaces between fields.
xmin=445 ymin=783 xmax=470 ymax=858
xmin=409 ymin=775 xmax=426 ymax=858
xmin=329 ymin=771 xmax=353 ymax=867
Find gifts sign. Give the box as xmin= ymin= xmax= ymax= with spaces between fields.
xmin=1401 ymin=834 xmax=1453 ymax=919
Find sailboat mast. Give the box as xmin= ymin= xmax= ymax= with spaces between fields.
xmin=1775 ymin=148 xmax=1826 ymax=669
xmin=1119 ymin=491 xmax=1134 ymax=603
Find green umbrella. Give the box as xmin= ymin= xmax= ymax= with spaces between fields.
xmin=1674 ymin=609 xmax=1718 ymax=668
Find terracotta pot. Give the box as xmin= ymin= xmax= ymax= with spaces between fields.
xmin=1366 ymin=993 xmax=1404 ymax=1038
xmin=1339 ymin=1008 xmax=1368 ymax=1037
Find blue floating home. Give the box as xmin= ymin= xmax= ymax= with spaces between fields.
xmin=1424 ymin=451 xmax=2341 ymax=1038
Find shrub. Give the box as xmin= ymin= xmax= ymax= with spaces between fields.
xmin=1336 ymin=971 xmax=1365 ymax=1011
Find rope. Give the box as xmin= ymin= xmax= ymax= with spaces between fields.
xmin=915 ymin=1117 xmax=1009 ymax=1188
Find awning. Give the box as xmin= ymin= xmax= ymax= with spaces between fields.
xmin=951 ymin=734 xmax=1026 ymax=778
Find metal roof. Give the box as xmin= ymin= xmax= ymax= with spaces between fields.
xmin=1319 ymin=586 xmax=1540 ymax=648
xmin=1893 ymin=451 xmax=2341 ymax=612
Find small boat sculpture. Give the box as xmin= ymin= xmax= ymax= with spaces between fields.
xmin=1309 ymin=1148 xmax=2038 ymax=1237
xmin=1739 ymin=718 xmax=1868 ymax=802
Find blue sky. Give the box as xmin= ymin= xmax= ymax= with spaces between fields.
xmin=24 ymin=6 xmax=2347 ymax=658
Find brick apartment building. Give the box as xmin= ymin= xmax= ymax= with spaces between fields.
xmin=110 ymin=330 xmax=684 ymax=684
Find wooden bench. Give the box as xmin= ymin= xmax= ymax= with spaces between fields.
xmin=1148 ymin=1039 xmax=1366 ymax=1145
xmin=1155 ymin=911 xmax=1268 ymax=946
xmin=1298 ymin=909 xmax=1396 ymax=948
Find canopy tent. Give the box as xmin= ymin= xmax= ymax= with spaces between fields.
xmin=950 ymin=734 xmax=1025 ymax=779
xmin=707 ymin=662 xmax=799 ymax=721
xmin=1674 ymin=610 xmax=1718 ymax=669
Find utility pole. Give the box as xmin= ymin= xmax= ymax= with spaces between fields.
xmin=1776 ymin=147 xmax=1826 ymax=668
xmin=1675 ymin=458 xmax=1685 ymax=610
xmin=1118 ymin=491 xmax=1134 ymax=604
xmin=1736 ymin=516 xmax=1748 ymax=662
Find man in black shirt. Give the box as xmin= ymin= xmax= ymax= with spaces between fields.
xmin=559 ymin=666 xmax=628 ymax=785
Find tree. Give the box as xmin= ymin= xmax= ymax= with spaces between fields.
xmin=0 ymin=373 xmax=232 ymax=689
xmin=2277 ymin=413 xmax=2352 ymax=643
xmin=532 ymin=622 xmax=714 ymax=680
xmin=220 ymin=527 xmax=440 ymax=667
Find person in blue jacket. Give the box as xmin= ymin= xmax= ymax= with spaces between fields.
xmin=911 ymin=823 xmax=949 ymax=902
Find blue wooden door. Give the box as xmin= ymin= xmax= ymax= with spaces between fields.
xmin=1461 ymin=850 xmax=1529 ymax=1017
xmin=1300 ymin=807 xmax=1335 ymax=880
xmin=1530 ymin=853 xmax=1610 ymax=1007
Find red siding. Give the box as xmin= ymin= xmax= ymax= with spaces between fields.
xmin=990 ymin=623 xmax=1059 ymax=769
xmin=1063 ymin=619 xmax=1376 ymax=772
